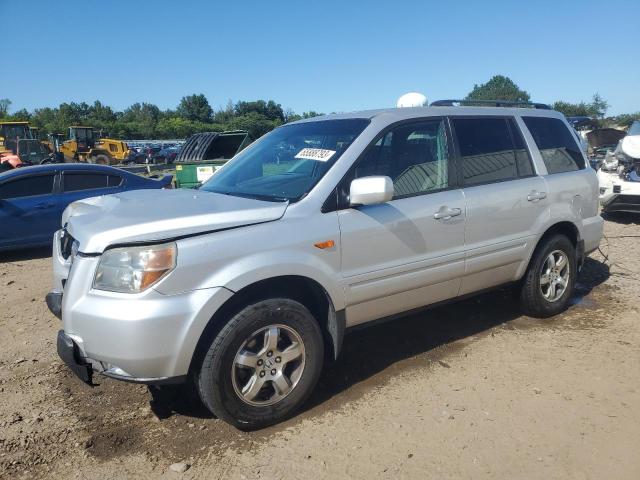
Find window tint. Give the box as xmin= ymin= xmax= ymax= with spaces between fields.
xmin=63 ymin=173 xmax=108 ymax=192
xmin=0 ymin=174 xmax=55 ymax=199
xmin=522 ymin=116 xmax=585 ymax=173
xmin=452 ymin=117 xmax=520 ymax=186
xmin=107 ymin=175 xmax=122 ymax=187
xmin=354 ymin=119 xmax=449 ymax=198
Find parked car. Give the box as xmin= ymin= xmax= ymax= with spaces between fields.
xmin=123 ymin=150 xmax=148 ymax=164
xmin=49 ymin=102 xmax=602 ymax=429
xmin=0 ymin=164 xmax=172 ymax=251
xmin=151 ymin=146 xmax=180 ymax=164
xmin=597 ymin=120 xmax=640 ymax=213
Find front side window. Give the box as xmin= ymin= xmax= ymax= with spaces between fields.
xmin=522 ymin=116 xmax=585 ymax=174
xmin=0 ymin=174 xmax=55 ymax=199
xmin=452 ymin=117 xmax=523 ymax=186
xmin=352 ymin=119 xmax=450 ymax=198
xmin=200 ymin=119 xmax=369 ymax=202
xmin=63 ymin=173 xmax=108 ymax=192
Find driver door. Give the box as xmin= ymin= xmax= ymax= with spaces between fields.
xmin=337 ymin=118 xmax=466 ymax=326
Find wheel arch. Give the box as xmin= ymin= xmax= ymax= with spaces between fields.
xmin=518 ymin=221 xmax=582 ymax=280
xmin=188 ymin=275 xmax=345 ymax=378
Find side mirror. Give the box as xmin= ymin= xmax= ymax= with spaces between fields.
xmin=349 ymin=176 xmax=394 ymax=206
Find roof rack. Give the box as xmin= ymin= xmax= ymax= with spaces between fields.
xmin=430 ymin=99 xmax=551 ymax=110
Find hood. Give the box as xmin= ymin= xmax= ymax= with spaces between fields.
xmin=63 ymin=188 xmax=288 ymax=253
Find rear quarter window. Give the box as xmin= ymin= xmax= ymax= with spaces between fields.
xmin=522 ymin=117 xmax=585 ymax=174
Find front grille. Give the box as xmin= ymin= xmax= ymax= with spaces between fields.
xmin=613 ymin=185 xmax=621 ymax=193
xmin=60 ymin=231 xmax=75 ymax=260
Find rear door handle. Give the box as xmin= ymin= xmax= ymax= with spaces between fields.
xmin=527 ymin=191 xmax=547 ymax=202
xmin=433 ymin=206 xmax=462 ymax=220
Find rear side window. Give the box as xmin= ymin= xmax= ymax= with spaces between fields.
xmin=63 ymin=173 xmax=109 ymax=192
xmin=0 ymin=174 xmax=55 ymax=199
xmin=452 ymin=117 xmax=528 ymax=186
xmin=522 ymin=117 xmax=585 ymax=173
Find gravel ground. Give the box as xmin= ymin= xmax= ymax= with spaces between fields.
xmin=1 ymin=215 xmax=639 ymax=479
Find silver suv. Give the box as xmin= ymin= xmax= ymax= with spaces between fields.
xmin=47 ymin=102 xmax=603 ymax=429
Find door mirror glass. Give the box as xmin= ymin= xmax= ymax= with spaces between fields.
xmin=349 ymin=176 xmax=394 ymax=206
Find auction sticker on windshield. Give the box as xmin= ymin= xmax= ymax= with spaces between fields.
xmin=294 ymin=148 xmax=336 ymax=162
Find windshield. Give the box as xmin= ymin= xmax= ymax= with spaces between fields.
xmin=200 ymin=119 xmax=369 ymax=202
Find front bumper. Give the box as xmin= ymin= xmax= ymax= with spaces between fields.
xmin=46 ymin=292 xmax=62 ymax=319
xmin=57 ymin=330 xmax=93 ymax=384
xmin=49 ymin=233 xmax=235 ymax=384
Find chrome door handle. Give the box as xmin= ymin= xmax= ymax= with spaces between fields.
xmin=434 ymin=206 xmax=462 ymax=220
xmin=527 ymin=191 xmax=547 ymax=202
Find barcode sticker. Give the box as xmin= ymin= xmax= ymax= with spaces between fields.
xmin=294 ymin=148 xmax=336 ymax=162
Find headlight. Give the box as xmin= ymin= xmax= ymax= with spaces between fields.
xmin=93 ymin=242 xmax=176 ymax=293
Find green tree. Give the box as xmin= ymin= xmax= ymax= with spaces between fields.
xmin=176 ymin=94 xmax=212 ymax=123
xmin=0 ymin=98 xmax=11 ymax=117
xmin=552 ymin=94 xmax=609 ymax=119
xmin=234 ymin=100 xmax=285 ymax=122
xmin=9 ymin=109 xmax=31 ymax=121
xmin=608 ymin=112 xmax=640 ymax=128
xmin=227 ymin=112 xmax=281 ymax=139
xmin=466 ymin=75 xmax=531 ymax=103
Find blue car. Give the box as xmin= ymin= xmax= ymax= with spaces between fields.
xmin=0 ymin=164 xmax=172 ymax=251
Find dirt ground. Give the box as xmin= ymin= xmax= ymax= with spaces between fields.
xmin=1 ymin=215 xmax=639 ymax=480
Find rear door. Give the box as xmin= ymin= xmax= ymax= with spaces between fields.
xmin=450 ymin=116 xmax=548 ymax=294
xmin=0 ymin=171 xmax=60 ymax=248
xmin=337 ymin=118 xmax=466 ymax=326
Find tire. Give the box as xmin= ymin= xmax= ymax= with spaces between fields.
xmin=519 ymin=234 xmax=576 ymax=318
xmin=197 ymin=298 xmax=324 ymax=430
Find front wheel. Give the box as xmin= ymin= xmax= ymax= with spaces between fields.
xmin=197 ymin=298 xmax=324 ymax=430
xmin=519 ymin=234 xmax=576 ymax=318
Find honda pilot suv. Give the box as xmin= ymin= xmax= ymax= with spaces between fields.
xmin=48 ymin=101 xmax=603 ymax=429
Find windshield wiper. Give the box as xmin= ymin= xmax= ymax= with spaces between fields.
xmin=213 ymin=190 xmax=289 ymax=203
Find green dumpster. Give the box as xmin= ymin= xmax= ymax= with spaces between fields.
xmin=174 ymin=130 xmax=250 ymax=188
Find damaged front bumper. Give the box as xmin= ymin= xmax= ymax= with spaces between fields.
xmin=56 ymin=330 xmax=93 ymax=384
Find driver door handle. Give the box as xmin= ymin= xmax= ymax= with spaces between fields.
xmin=433 ymin=206 xmax=462 ymax=220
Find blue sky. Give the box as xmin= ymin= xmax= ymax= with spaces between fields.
xmin=2 ymin=0 xmax=639 ymax=115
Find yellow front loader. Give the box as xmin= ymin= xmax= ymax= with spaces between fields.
xmin=58 ymin=126 xmax=129 ymax=164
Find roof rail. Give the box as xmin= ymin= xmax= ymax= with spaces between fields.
xmin=430 ymin=99 xmax=551 ymax=110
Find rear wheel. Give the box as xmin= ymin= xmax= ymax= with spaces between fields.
xmin=519 ymin=234 xmax=576 ymax=318
xmin=197 ymin=298 xmax=324 ymax=430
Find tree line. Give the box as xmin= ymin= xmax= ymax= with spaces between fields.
xmin=0 ymin=95 xmax=322 ymax=140
xmin=1 ymin=76 xmax=639 ymax=141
